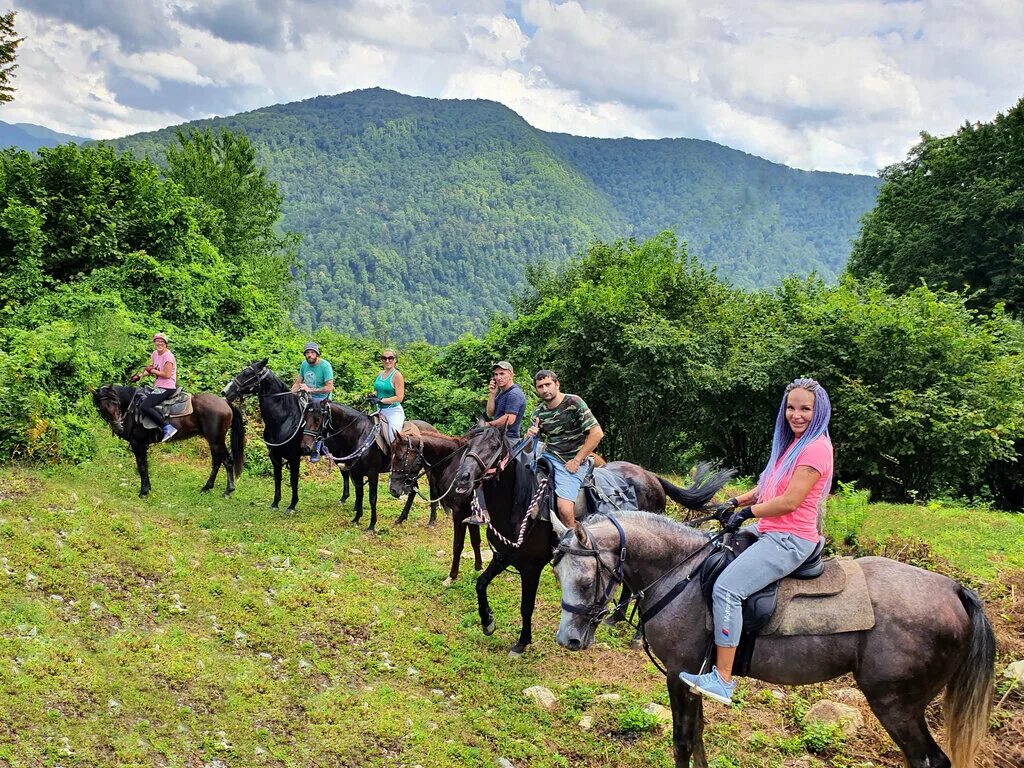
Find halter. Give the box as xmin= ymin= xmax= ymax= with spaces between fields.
xmin=391 ymin=434 xmax=468 ymax=504
xmin=224 ymin=365 xmax=272 ymax=399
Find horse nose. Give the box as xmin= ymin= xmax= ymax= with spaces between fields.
xmin=566 ymin=637 xmax=581 ymax=651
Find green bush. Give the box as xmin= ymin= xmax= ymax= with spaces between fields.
xmin=616 ymin=704 xmax=660 ymax=733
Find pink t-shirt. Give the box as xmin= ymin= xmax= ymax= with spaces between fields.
xmin=151 ymin=349 xmax=177 ymax=389
xmin=756 ymin=435 xmax=833 ymax=542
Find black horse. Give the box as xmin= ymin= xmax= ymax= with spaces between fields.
xmin=389 ymin=426 xmax=483 ymax=585
xmin=93 ymin=384 xmax=244 ymax=497
xmin=300 ymin=399 xmax=440 ymax=532
xmin=452 ymin=424 xmax=733 ymax=656
xmin=222 ymin=359 xmax=350 ymax=513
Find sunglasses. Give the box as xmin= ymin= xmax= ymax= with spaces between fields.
xmin=381 ymin=355 xmax=395 ymax=361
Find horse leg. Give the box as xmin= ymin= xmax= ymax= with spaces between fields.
xmin=510 ymin=564 xmax=543 ymax=657
xmin=202 ymin=437 xmax=224 ymax=494
xmin=366 ymin=474 xmax=379 ymax=532
xmin=268 ymin=450 xmax=284 ymax=512
xmin=351 ymin=475 xmax=364 ymax=524
xmin=133 ymin=442 xmax=151 ymax=497
xmin=444 ymin=518 xmax=467 ymax=586
xmin=475 ymin=553 xmax=508 ymax=637
xmin=217 ymin=428 xmax=235 ymax=496
xmin=286 ymin=454 xmax=299 ymax=513
xmin=395 ymin=490 xmax=414 ymax=525
xmin=469 ymin=523 xmax=483 ymax=571
xmin=428 ymin=501 xmax=438 ymax=527
xmin=668 ymin=673 xmax=708 ymax=768
xmin=338 ymin=469 xmax=350 ymax=506
xmin=861 ymin=688 xmax=949 ymax=768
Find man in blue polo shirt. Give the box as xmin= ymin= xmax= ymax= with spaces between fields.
xmin=485 ymin=360 xmax=526 ymax=437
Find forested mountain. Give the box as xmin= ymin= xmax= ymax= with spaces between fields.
xmin=111 ymin=88 xmax=880 ymax=342
xmin=0 ymin=120 xmax=86 ymax=151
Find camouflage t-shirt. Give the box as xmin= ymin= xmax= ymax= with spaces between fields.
xmin=531 ymin=394 xmax=599 ymax=463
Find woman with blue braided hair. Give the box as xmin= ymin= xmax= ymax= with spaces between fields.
xmin=679 ymin=377 xmax=834 ymax=704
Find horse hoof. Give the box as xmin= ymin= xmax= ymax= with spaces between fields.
xmin=395 ymin=518 xmax=406 ymax=526
xmin=427 ymin=520 xmax=436 ymax=528
xmin=270 ymin=502 xmax=279 ymax=510
xmin=222 ymin=490 xmax=232 ymax=498
xmin=508 ymin=644 xmax=527 ymax=658
xmin=200 ymin=486 xmax=212 ymax=494
xmin=285 ymin=507 xmax=296 ymax=515
xmin=442 ymin=577 xmax=454 ymax=588
xmin=483 ymin=617 xmax=496 ymax=636
xmin=351 ymin=515 xmax=361 ymax=524
xmin=630 ymin=633 xmax=643 ymax=651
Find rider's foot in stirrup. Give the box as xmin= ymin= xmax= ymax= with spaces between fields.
xmin=161 ymin=424 xmax=177 ymax=442
xmin=309 ymin=439 xmax=323 ymax=463
xmin=678 ymin=666 xmax=736 ymax=705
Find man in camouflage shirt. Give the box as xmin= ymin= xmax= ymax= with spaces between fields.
xmin=525 ymin=369 xmax=604 ymax=529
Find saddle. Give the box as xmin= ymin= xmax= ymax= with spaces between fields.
xmin=698 ymin=529 xmax=875 ymax=676
xmin=139 ymin=387 xmax=193 ymax=429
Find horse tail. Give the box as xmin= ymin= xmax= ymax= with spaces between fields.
xmin=944 ymin=586 xmax=995 ymax=767
xmin=657 ymin=462 xmax=736 ymax=510
xmin=230 ymin=404 xmax=246 ymax=479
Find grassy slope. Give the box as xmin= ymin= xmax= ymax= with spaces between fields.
xmin=0 ymin=435 xmax=1019 ymax=767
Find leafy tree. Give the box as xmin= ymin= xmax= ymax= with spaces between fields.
xmin=0 ymin=11 xmax=23 ymax=104
xmin=166 ymin=127 xmax=298 ymax=308
xmin=849 ymin=98 xmax=1024 ymax=314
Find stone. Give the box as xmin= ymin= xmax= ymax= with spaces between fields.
xmin=642 ymin=703 xmax=673 ymax=724
xmin=832 ymin=687 xmax=866 ymax=703
xmin=1004 ymin=660 xmax=1024 ymax=685
xmin=595 ymin=693 xmax=621 ymax=703
xmin=522 ymin=686 xmax=557 ymax=711
xmin=496 ymin=759 xmax=515 ymax=768
xmin=579 ymin=715 xmax=594 ymax=731
xmin=804 ymin=700 xmax=863 ymax=737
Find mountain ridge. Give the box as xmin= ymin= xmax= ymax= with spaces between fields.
xmin=109 ymin=87 xmax=881 ymax=342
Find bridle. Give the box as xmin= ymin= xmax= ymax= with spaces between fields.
xmin=556 ymin=515 xmax=629 ymax=626
xmin=554 ymin=514 xmax=723 ymax=674
xmin=223 ymin=365 xmax=272 ymax=400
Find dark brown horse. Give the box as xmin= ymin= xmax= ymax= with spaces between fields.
xmin=389 ymin=426 xmax=483 ymax=585
xmin=222 ymin=359 xmax=351 ymax=513
xmin=92 ymin=384 xmax=244 ymax=497
xmin=452 ymin=424 xmax=733 ymax=656
xmin=300 ymin=400 xmax=439 ymax=532
xmin=553 ymin=512 xmax=995 ymax=768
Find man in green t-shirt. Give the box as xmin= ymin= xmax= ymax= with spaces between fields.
xmin=525 ymin=369 xmax=604 ymax=529
xmin=292 ymin=342 xmax=334 ymax=461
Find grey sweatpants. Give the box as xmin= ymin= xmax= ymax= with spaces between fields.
xmin=712 ymin=527 xmax=819 ymax=648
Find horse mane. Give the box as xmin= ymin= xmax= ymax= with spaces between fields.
xmin=592 ymin=509 xmax=709 ymax=546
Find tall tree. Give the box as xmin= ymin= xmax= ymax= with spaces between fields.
xmin=166 ymin=127 xmax=298 ymax=306
xmin=849 ymin=97 xmax=1024 ymax=314
xmin=0 ymin=11 xmax=24 ymax=104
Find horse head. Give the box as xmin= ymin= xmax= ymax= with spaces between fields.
xmin=453 ymin=421 xmax=508 ymax=495
xmin=92 ymin=384 xmax=127 ymax=436
xmin=552 ymin=518 xmax=625 ymax=651
xmin=389 ymin=425 xmax=423 ymax=499
xmin=299 ymin=397 xmax=328 ymax=455
xmin=223 ymin=358 xmax=269 ymax=400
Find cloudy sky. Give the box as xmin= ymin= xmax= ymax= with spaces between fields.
xmin=2 ymin=0 xmax=1022 ymax=174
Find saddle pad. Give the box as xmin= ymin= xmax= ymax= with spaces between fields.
xmin=763 ymin=558 xmax=875 ymax=636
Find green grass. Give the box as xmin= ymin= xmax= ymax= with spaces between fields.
xmin=825 ymin=487 xmax=1024 ymax=580
xmin=0 ymin=434 xmax=1018 ymax=766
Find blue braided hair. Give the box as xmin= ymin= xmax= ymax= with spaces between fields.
xmin=756 ymin=378 xmax=832 ymax=501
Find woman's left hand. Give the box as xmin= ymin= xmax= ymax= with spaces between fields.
xmin=724 ymin=508 xmax=754 ymax=532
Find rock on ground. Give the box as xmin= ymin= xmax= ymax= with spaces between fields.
xmin=522 ymin=686 xmax=557 ymax=711
xmin=804 ymin=700 xmax=864 ymax=737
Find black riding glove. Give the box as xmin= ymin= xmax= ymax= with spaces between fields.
xmin=714 ymin=498 xmax=739 ymax=521
xmin=366 ymin=394 xmax=381 ymax=406
xmin=724 ymin=507 xmax=755 ymax=532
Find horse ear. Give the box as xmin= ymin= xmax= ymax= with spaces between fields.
xmin=260 ymin=357 xmax=269 ymax=366
xmin=574 ymin=523 xmax=587 ymax=545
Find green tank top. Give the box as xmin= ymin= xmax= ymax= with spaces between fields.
xmin=374 ymin=369 xmax=399 ymax=409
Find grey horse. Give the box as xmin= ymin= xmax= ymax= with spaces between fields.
xmin=552 ymin=511 xmax=995 ymax=768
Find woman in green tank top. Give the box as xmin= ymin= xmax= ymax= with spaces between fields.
xmin=371 ymin=348 xmax=405 ymax=443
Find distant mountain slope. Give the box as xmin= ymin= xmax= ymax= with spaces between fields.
xmin=0 ymin=121 xmax=86 ymax=151
xmin=111 ymin=88 xmax=880 ymax=342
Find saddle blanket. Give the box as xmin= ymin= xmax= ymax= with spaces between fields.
xmin=140 ymin=388 xmax=193 ymax=429
xmin=706 ymin=558 xmax=875 ymax=637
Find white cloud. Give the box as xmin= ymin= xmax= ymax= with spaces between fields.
xmin=3 ymin=0 xmax=1022 ymax=173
